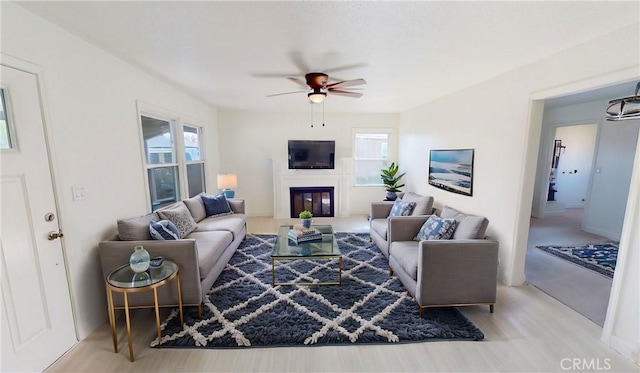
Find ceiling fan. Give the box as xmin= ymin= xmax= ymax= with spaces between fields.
xmin=266 ymin=72 xmax=367 ymax=104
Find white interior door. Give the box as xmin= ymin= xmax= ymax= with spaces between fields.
xmin=1 ymin=64 xmax=76 ymax=372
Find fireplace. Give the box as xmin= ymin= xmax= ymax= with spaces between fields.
xmin=290 ymin=187 xmax=335 ymax=218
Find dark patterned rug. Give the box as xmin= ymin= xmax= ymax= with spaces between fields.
xmin=536 ymin=242 xmax=618 ymax=278
xmin=151 ymin=233 xmax=484 ymax=348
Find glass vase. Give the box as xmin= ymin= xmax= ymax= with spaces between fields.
xmin=129 ymin=245 xmax=150 ymax=273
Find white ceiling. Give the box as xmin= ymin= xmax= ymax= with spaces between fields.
xmin=14 ymin=1 xmax=640 ymax=113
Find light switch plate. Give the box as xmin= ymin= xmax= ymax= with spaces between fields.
xmin=72 ymin=185 xmax=87 ymax=201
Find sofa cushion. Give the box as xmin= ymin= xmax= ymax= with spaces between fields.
xmin=188 ymin=231 xmax=233 ymax=279
xmin=370 ymin=218 xmax=389 ymax=240
xmin=196 ymin=214 xmax=246 ymax=240
xmin=440 ymin=206 xmax=489 ymax=239
xmin=201 ymin=193 xmax=233 ymax=217
xmin=149 ymin=220 xmax=180 ymax=240
xmin=389 ymin=198 xmax=416 ymax=217
xmin=402 ymin=192 xmax=434 ymax=216
xmin=117 ymin=212 xmax=159 ymax=241
xmin=183 ymin=194 xmax=207 ymax=222
xmin=415 ymin=215 xmax=457 ymax=240
xmin=390 ymin=242 xmax=419 ymax=280
xmin=157 ymin=202 xmax=197 ymax=239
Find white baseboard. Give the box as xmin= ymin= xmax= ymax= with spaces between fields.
xmin=582 ymin=225 xmax=620 ymax=241
xmin=609 ymin=334 xmax=640 ymax=365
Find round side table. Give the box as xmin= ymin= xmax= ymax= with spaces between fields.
xmin=105 ymin=260 xmax=184 ymax=362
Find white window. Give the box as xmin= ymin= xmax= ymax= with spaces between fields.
xmin=183 ymin=124 xmax=205 ymax=198
xmin=354 ymin=132 xmax=390 ymax=186
xmin=140 ymin=113 xmax=207 ymax=211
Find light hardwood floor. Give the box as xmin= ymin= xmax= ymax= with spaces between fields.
xmin=46 ymin=216 xmax=639 ymax=373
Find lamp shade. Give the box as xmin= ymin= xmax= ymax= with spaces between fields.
xmin=308 ymin=88 xmax=326 ymax=104
xmin=217 ymin=174 xmax=237 ymax=189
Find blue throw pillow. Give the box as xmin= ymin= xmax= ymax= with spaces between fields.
xmin=388 ymin=198 xmax=416 ymax=217
xmin=201 ymin=193 xmax=233 ymax=217
xmin=149 ymin=220 xmax=180 ymax=240
xmin=415 ymin=215 xmax=457 ymax=240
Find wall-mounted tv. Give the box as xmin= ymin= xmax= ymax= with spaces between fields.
xmin=288 ymin=140 xmax=335 ymax=169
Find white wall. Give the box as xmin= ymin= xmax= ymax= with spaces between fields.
xmin=398 ymin=23 xmax=639 ymax=361
xmin=1 ymin=3 xmax=220 ymax=339
xmin=217 ymin=109 xmax=399 ymax=216
xmin=553 ymin=124 xmax=597 ymax=208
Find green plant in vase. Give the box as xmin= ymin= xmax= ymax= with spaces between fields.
xmin=299 ymin=210 xmax=313 ymax=228
xmin=381 ymin=162 xmax=406 ymax=201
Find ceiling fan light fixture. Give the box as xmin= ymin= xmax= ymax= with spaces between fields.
xmin=308 ymin=89 xmax=327 ymax=104
xmin=606 ymin=82 xmax=640 ymax=121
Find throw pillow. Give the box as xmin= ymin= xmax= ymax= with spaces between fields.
xmin=157 ymin=202 xmax=197 ymax=239
xmin=388 ymin=198 xmax=417 ymax=217
xmin=117 ymin=212 xmax=159 ymax=241
xmin=149 ymin=220 xmax=180 ymax=240
xmin=440 ymin=206 xmax=489 ymax=239
xmin=201 ymin=193 xmax=233 ymax=217
xmin=415 ymin=215 xmax=457 ymax=240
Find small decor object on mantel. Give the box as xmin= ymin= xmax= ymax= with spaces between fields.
xmin=129 ymin=245 xmax=150 ymax=273
xmin=299 ymin=210 xmax=313 ymax=228
xmin=381 ymin=162 xmax=406 ymax=201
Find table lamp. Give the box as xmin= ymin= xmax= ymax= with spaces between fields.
xmin=217 ymin=174 xmax=237 ymax=198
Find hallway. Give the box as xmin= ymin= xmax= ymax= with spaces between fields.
xmin=525 ymin=208 xmax=613 ymax=326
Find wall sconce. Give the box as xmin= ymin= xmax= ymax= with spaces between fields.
xmin=217 ymin=174 xmax=237 ymax=198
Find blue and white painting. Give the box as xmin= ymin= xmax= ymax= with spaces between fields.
xmin=428 ymin=149 xmax=474 ymax=196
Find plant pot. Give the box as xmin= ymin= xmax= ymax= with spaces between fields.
xmin=385 ymin=191 xmax=398 ymax=201
xmin=301 ymin=218 xmax=312 ymax=228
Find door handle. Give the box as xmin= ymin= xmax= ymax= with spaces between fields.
xmin=48 ymin=230 xmax=64 ymax=241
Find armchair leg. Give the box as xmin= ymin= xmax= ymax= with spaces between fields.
xmin=489 ymin=304 xmax=495 ymax=313
xmin=198 ymin=304 xmax=202 ymax=319
xmin=389 ymin=267 xmax=393 ymax=276
xmin=419 ymin=306 xmax=425 ymax=318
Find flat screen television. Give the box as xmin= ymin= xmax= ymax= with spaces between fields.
xmin=288 ymin=140 xmax=335 ymax=169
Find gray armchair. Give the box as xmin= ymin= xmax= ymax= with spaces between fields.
xmin=369 ymin=192 xmax=434 ymax=258
xmin=387 ymin=206 xmax=499 ymax=316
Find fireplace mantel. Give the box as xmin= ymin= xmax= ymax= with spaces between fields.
xmin=272 ymin=159 xmax=351 ymax=219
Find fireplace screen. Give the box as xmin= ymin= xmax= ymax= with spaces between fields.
xmin=290 ymin=187 xmax=334 ymax=218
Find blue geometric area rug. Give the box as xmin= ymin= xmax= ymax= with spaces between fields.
xmin=151 ymin=233 xmax=484 ymax=348
xmin=536 ymin=242 xmax=618 ymax=279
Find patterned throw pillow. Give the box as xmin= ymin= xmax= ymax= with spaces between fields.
xmin=149 ymin=220 xmax=180 ymax=240
xmin=157 ymin=203 xmax=197 ymax=239
xmin=201 ymin=193 xmax=233 ymax=217
xmin=415 ymin=215 xmax=457 ymax=240
xmin=388 ymin=198 xmax=417 ymax=217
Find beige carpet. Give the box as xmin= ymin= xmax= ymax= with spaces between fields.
xmin=525 ymin=208 xmax=612 ymax=326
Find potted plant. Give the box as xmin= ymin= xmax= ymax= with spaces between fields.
xmin=299 ymin=210 xmax=313 ymax=228
xmin=381 ymin=162 xmax=406 ymax=201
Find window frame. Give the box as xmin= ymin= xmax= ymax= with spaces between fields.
xmin=138 ymin=103 xmax=207 ymax=212
xmin=352 ymin=128 xmax=395 ymax=187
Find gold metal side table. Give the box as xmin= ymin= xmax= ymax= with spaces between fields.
xmin=105 ymin=260 xmax=184 ymax=362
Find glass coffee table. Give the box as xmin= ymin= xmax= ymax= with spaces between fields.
xmin=271 ymin=225 xmax=342 ymax=286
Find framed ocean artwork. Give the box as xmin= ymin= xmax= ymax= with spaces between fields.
xmin=428 ymin=149 xmax=474 ymax=196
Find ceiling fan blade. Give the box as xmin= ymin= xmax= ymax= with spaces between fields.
xmin=251 ymin=72 xmax=299 ymax=78
xmin=288 ymin=52 xmax=310 ymax=74
xmin=266 ymin=90 xmax=307 ymax=97
xmin=329 ymin=89 xmax=363 ymax=98
xmin=287 ymin=77 xmax=309 ymax=89
xmin=323 ymin=63 xmax=367 ymax=74
xmin=326 ymin=78 xmax=367 ymax=89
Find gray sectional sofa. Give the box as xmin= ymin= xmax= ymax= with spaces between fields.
xmin=98 ymin=194 xmax=246 ymax=316
xmin=370 ymin=192 xmax=435 ymax=257
xmin=387 ymin=205 xmax=499 ymax=315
